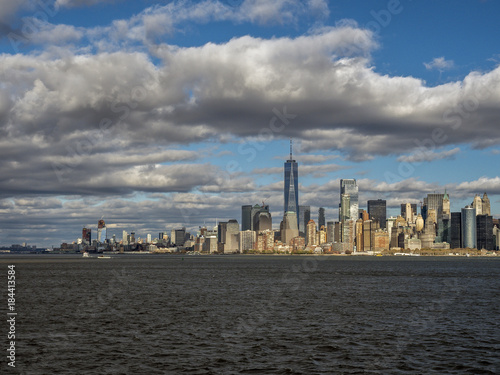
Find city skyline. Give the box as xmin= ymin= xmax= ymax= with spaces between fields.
xmin=1 ymin=1 xmax=500 ymax=247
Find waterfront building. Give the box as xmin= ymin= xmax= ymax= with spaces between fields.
xmin=472 ymin=194 xmax=483 ymax=216
xmin=122 ymin=230 xmax=128 ymax=245
xmin=373 ymin=230 xmax=390 ymax=252
xmin=281 ymin=211 xmax=299 ymax=246
xmin=401 ymin=203 xmax=415 ymax=224
xmin=401 ymin=203 xmax=417 ymax=222
xmin=415 ymin=214 xmax=424 ymax=232
xmin=334 ymin=221 xmax=342 ymax=244
xmin=482 ymin=193 xmax=491 ymax=216
xmin=97 ymin=219 xmax=106 ymax=243
xmin=306 ymin=220 xmax=316 ymax=247
xmin=239 ymin=230 xmax=256 ymax=252
xmin=241 ymin=205 xmax=252 ymax=231
xmin=298 ymin=205 xmax=311 ymax=237
xmin=450 ymin=212 xmax=462 ymax=249
xmin=203 ymin=236 xmax=218 ymax=253
xmin=174 ymin=228 xmax=186 ymax=246
xmin=253 ymin=208 xmax=272 ymax=233
xmin=318 ymin=225 xmax=327 ymax=245
xmin=476 ymin=214 xmax=494 ymax=250
xmin=256 ymin=230 xmax=274 ymax=252
xmin=340 ymin=179 xmax=358 ymax=222
xmin=367 ymin=199 xmax=386 ymax=229
xmin=242 ymin=204 xmax=271 ymax=231
xmin=326 ymin=221 xmax=335 ymax=243
xmin=355 ymin=219 xmax=364 ymax=252
xmin=443 ymin=191 xmax=450 ymax=217
xmin=461 ymin=206 xmax=477 ymax=249
xmin=359 ymin=209 xmax=370 ymax=222
xmin=318 ymin=207 xmax=325 ymax=230
xmin=423 ymin=194 xmax=444 ymax=221
xmin=82 ymin=227 xmax=91 ymax=245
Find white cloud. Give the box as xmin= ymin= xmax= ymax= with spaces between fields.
xmin=397 ymin=147 xmax=461 ymax=163
xmin=55 ymin=0 xmax=118 ymax=9
xmin=424 ymin=56 xmax=455 ymax=71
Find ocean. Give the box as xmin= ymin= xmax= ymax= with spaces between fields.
xmin=2 ymin=254 xmax=499 ymax=374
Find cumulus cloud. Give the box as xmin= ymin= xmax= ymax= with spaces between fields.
xmin=2 ymin=27 xmax=500 ymax=199
xmin=397 ymin=147 xmax=461 ymax=163
xmin=2 ymin=11 xmax=500 ymax=246
xmin=424 ymin=56 xmax=455 ymax=71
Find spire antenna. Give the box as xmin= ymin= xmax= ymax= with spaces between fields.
xmin=289 ymin=138 xmax=293 ymax=160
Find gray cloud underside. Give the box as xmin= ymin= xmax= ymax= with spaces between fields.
xmin=1 ymin=26 xmax=500 ymax=197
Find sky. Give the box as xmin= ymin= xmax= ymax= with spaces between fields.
xmin=1 ymin=0 xmax=500 ymax=247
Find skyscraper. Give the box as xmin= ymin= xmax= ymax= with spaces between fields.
xmin=318 ymin=207 xmax=325 ymax=230
xmin=461 ymin=206 xmax=477 ymax=249
xmin=298 ymin=205 xmax=311 ymax=237
xmin=281 ymin=211 xmax=299 ymax=245
xmin=242 ymin=204 xmax=270 ymax=231
xmin=423 ymin=194 xmax=444 ymax=221
xmin=241 ymin=205 xmax=252 ymax=231
xmin=97 ymin=219 xmax=106 ymax=243
xmin=306 ymin=219 xmax=316 ymax=247
xmin=284 ymin=140 xmax=299 ymax=218
xmin=450 ymin=212 xmax=462 ymax=249
xmin=340 ymin=179 xmax=358 ymax=222
xmin=367 ymin=199 xmax=386 ymax=229
xmin=253 ymin=208 xmax=272 ymax=232
xmin=476 ymin=214 xmax=493 ymax=250
xmin=326 ymin=221 xmax=335 ymax=243
xmin=82 ymin=227 xmax=91 ymax=245
xmin=472 ymin=194 xmax=483 ymax=216
xmin=401 ymin=203 xmax=417 ymax=221
xmin=482 ymin=193 xmax=491 ymax=216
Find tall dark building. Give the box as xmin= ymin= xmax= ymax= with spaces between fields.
xmin=476 ymin=214 xmax=494 ymax=250
xmin=241 ymin=205 xmax=252 ymax=231
xmin=284 ymin=140 xmax=299 ymax=217
xmin=450 ymin=212 xmax=462 ymax=249
xmin=174 ymin=228 xmax=186 ymax=246
xmin=298 ymin=205 xmax=310 ymax=237
xmin=368 ymin=199 xmax=387 ymax=229
xmin=318 ymin=207 xmax=325 ymax=230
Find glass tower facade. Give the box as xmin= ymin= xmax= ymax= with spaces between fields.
xmin=298 ymin=205 xmax=310 ymax=237
xmin=284 ymin=158 xmax=299 ymax=215
xmin=461 ymin=206 xmax=477 ymax=249
xmin=368 ymin=199 xmax=387 ymax=229
xmin=450 ymin=212 xmax=462 ymax=249
xmin=340 ymin=179 xmax=358 ymax=221
xmin=476 ymin=214 xmax=494 ymax=250
xmin=284 ymin=141 xmax=299 ymax=231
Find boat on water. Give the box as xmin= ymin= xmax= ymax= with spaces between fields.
xmin=82 ymin=252 xmax=89 ymax=258
xmin=98 ymin=255 xmax=111 ymax=259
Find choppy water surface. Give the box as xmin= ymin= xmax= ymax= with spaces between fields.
xmin=3 ymin=255 xmax=500 ymax=374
